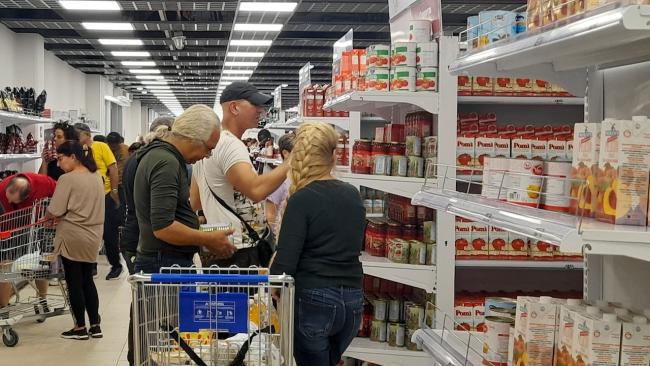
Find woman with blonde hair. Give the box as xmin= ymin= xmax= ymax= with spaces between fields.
xmin=270 ymin=123 xmax=365 ymax=366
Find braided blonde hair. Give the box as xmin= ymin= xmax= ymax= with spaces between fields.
xmin=287 ymin=122 xmax=339 ymax=197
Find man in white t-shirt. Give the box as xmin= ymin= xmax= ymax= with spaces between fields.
xmin=191 ymin=82 xmax=290 ymax=247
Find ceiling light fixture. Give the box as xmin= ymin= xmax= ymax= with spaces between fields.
xmin=147 ymin=86 xmax=171 ymax=89
xmin=112 ymin=51 xmax=151 ymax=57
xmin=141 ymin=81 xmax=168 ymax=85
xmin=229 ymin=40 xmax=272 ymax=47
xmin=59 ymin=1 xmax=120 ymax=10
xmin=233 ymin=24 xmax=283 ymax=32
xmin=82 ymin=22 xmax=134 ymax=31
xmin=226 ymin=52 xmax=265 ymax=58
xmin=135 ymin=75 xmax=164 ymax=80
xmin=239 ymin=2 xmax=297 ymax=12
xmin=129 ymin=69 xmax=161 ymax=74
xmin=121 ymin=61 xmax=156 ymax=66
xmin=221 ymin=76 xmax=250 ymax=81
xmin=99 ymin=39 xmax=143 ymax=46
xmin=224 ymin=61 xmax=259 ymax=67
xmin=222 ymin=69 xmax=255 ymax=74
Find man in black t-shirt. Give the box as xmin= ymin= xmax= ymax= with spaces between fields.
xmin=39 ymin=121 xmax=78 ymax=181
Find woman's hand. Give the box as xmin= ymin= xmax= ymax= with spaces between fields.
xmin=271 ymin=288 xmax=281 ymax=301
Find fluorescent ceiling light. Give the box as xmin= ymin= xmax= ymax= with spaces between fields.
xmin=221 ymin=76 xmax=250 ymax=81
xmin=239 ymin=2 xmax=297 ymax=12
xmin=222 ymin=69 xmax=255 ymax=74
xmin=121 ymin=61 xmax=156 ymax=66
xmin=227 ymin=52 xmax=265 ymax=58
xmin=112 ymin=51 xmax=150 ymax=57
xmin=130 ymin=69 xmax=160 ymax=74
xmin=136 ymin=75 xmax=164 ymax=80
xmin=229 ymin=40 xmax=272 ymax=47
xmin=99 ymin=39 xmax=143 ymax=46
xmin=219 ymin=82 xmax=233 ymax=86
xmin=82 ymin=22 xmax=134 ymax=31
xmin=224 ymin=61 xmax=259 ymax=67
xmin=147 ymin=86 xmax=171 ymax=89
xmin=59 ymin=1 xmax=120 ymax=10
xmin=234 ymin=24 xmax=283 ymax=32
xmin=141 ymin=81 xmax=168 ymax=85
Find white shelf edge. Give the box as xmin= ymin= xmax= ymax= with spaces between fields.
xmin=414 ymin=329 xmax=485 ymax=366
xmin=366 ymin=213 xmax=384 ymax=218
xmin=344 ymin=337 xmax=432 ymax=366
xmin=361 ymin=252 xmax=436 ymax=292
xmin=0 ymin=153 xmax=41 ymax=162
xmin=455 ymin=259 xmax=583 ymax=269
xmin=340 ymin=172 xmax=428 ymax=198
xmin=324 ymin=90 xmax=439 ymax=115
xmin=457 ymin=96 xmax=584 ymax=105
xmin=0 ymin=111 xmax=54 ymax=125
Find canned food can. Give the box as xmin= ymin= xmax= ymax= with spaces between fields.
xmin=408 ymin=156 xmax=425 ymax=178
xmin=507 ymin=158 xmax=544 ymax=207
xmin=482 ymin=157 xmax=510 ymax=200
xmin=372 ymin=198 xmax=384 ymax=214
xmin=408 ymin=240 xmax=427 ymax=265
xmin=425 ymin=305 xmax=435 ymax=327
xmin=416 ymin=42 xmax=438 ymax=67
xmin=391 ymin=155 xmax=408 ymax=177
xmin=405 ymin=328 xmax=420 ymax=351
xmin=392 ymin=42 xmax=417 ymax=67
xmin=483 ymin=316 xmax=515 ymax=366
xmin=387 ymin=239 xmax=410 ymax=264
xmin=425 ymin=157 xmax=437 ymax=179
xmin=391 ymin=66 xmax=416 ymax=91
xmin=423 ymin=221 xmax=435 ymax=243
xmin=388 ymin=323 xmax=406 ymax=347
xmin=409 ymin=20 xmax=432 ymax=42
xmin=370 ymin=320 xmax=387 ymax=342
xmin=490 ymin=307 xmax=516 ymax=320
xmin=388 ymin=299 xmax=402 ymax=322
xmin=426 ymin=243 xmax=436 ymax=265
xmin=405 ymin=136 xmax=422 ymax=157
xmin=372 ymin=154 xmax=389 ymax=175
xmin=363 ymin=199 xmax=373 ymax=213
xmin=541 ymin=161 xmax=571 ymax=212
xmin=484 ymin=297 xmax=517 ymax=317
xmin=366 ymin=44 xmax=391 ymax=68
xmin=366 ymin=67 xmax=390 ymax=91
xmin=383 ymin=155 xmax=392 ymax=176
xmin=373 ymin=299 xmax=388 ymax=321
xmin=416 ymin=67 xmax=438 ymax=92
xmin=423 ymin=136 xmax=438 ymax=159
xmin=406 ymin=304 xmax=424 ymax=329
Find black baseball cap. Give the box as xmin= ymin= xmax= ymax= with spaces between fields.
xmin=220 ymin=81 xmax=273 ymax=106
xmin=106 ymin=132 xmax=124 ymax=144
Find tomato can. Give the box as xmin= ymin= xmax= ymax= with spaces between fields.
xmin=370 ymin=320 xmax=387 ymax=342
xmin=405 ymin=328 xmax=421 ymax=351
xmin=352 ymin=139 xmax=372 ymax=174
xmin=386 ymin=220 xmax=402 ymax=242
xmin=483 ymin=316 xmax=515 ymax=366
xmin=481 ymin=157 xmax=510 ymax=200
xmin=423 ymin=136 xmax=437 ymax=159
xmin=372 ymin=198 xmax=384 ymax=214
xmin=388 ymin=323 xmax=406 ymax=347
xmin=426 ymin=243 xmax=436 ymax=265
xmin=541 ymin=161 xmax=572 ymax=212
xmin=425 ymin=157 xmax=437 ymax=179
xmin=416 ymin=41 xmax=438 ymax=67
xmin=408 ymin=20 xmax=432 ymax=43
xmin=416 ymin=67 xmax=438 ymax=92
xmin=506 ymin=158 xmax=544 ymax=207
xmin=391 ymin=66 xmax=417 ymax=91
xmin=408 ymin=240 xmax=427 ymax=265
xmin=366 ymin=44 xmax=391 ymax=68
xmin=391 ymin=42 xmax=417 ymax=67
xmin=373 ymin=299 xmax=388 ymax=321
xmin=425 ymin=304 xmax=435 ymax=327
xmin=408 ymin=156 xmax=425 ymax=178
xmin=365 ymin=219 xmax=387 ymax=256
xmin=406 ymin=303 xmax=424 ymax=329
xmin=366 ymin=67 xmax=390 ymax=91
xmin=363 ymin=199 xmax=373 ymax=213
xmin=391 ymin=155 xmax=408 ymax=177
xmin=402 ymin=225 xmax=418 ymax=240
xmin=405 ymin=136 xmax=422 ymax=157
xmin=388 ymin=299 xmax=402 ymax=322
xmin=387 ymin=238 xmax=410 ymax=264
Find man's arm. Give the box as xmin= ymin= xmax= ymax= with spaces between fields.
xmin=189 ymin=175 xmax=202 ymax=212
xmin=108 ymin=163 xmax=120 ymax=205
xmin=154 ymin=221 xmax=235 ymax=257
xmin=226 ymin=162 xmax=290 ymax=203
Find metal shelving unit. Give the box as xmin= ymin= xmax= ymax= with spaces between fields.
xmin=360 ymin=252 xmax=436 ymax=292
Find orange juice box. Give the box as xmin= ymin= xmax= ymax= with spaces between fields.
xmin=554 ymin=300 xmax=585 ymax=366
xmin=619 ymin=314 xmax=650 ymax=366
xmin=514 ymin=296 xmax=561 ymax=366
xmin=570 ymin=123 xmax=601 ymax=216
xmin=572 ymin=312 xmax=622 ymax=366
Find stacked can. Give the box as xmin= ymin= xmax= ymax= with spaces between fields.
xmin=365 ymin=44 xmax=391 ymax=92
xmin=416 ymin=41 xmax=439 ymax=92
xmin=391 ymin=42 xmax=417 ymax=92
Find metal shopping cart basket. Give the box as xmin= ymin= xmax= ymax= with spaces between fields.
xmin=0 ymin=198 xmax=69 ymax=347
xmin=130 ymin=267 xmax=294 ymax=366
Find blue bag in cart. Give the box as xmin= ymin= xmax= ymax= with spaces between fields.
xmin=179 ymin=291 xmax=249 ymax=334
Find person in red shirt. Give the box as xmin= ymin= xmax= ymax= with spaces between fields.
xmin=0 ymin=172 xmax=56 ymax=310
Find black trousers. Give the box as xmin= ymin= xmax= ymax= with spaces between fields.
xmin=61 ymin=256 xmax=100 ymax=328
xmin=104 ymin=193 xmax=122 ymax=269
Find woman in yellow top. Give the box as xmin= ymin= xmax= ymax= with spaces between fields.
xmin=46 ymin=141 xmax=105 ymax=340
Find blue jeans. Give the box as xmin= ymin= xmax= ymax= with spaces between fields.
xmin=294 ymin=287 xmax=364 ymax=366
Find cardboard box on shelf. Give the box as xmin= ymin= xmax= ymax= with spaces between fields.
xmin=457 ymin=134 xmax=476 ymax=174
xmin=619 ymin=314 xmax=650 ymax=366
xmin=475 ymin=135 xmax=496 ymax=171
xmin=455 ymin=217 xmax=473 ymax=259
xmin=494 ymin=77 xmax=515 ymax=96
xmin=572 ymin=312 xmax=622 ymax=366
xmin=473 ymin=76 xmax=494 ymax=96
xmin=513 ymin=297 xmax=561 ymax=366
xmin=570 ymin=123 xmax=601 ymax=216
xmin=489 ymin=226 xmax=509 ymax=259
xmin=514 ymin=78 xmax=534 ymax=96
xmin=470 ymin=221 xmax=489 ymax=259
xmin=458 ymin=75 xmax=473 ymax=96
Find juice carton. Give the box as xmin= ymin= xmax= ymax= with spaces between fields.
xmin=458 ymin=75 xmax=473 ymax=96
xmin=531 ymin=138 xmax=548 ymax=161
xmin=597 ymin=117 xmax=650 ymax=225
xmin=566 ymin=136 xmax=574 ymax=162
xmin=455 ymin=217 xmax=473 ymax=259
xmin=512 ymin=135 xmax=534 ymax=159
xmin=476 ymin=134 xmax=496 ymax=171
xmin=508 ymin=234 xmax=529 ymax=259
xmin=619 ymin=314 xmax=650 ymax=366
xmin=473 ymin=76 xmax=494 ymax=96
xmin=554 ymin=300 xmax=585 ymax=366
xmin=470 ymin=221 xmax=489 ymax=259
xmin=489 ymin=226 xmax=509 ymax=259
xmin=572 ymin=312 xmax=622 ymax=366
xmin=458 ymin=134 xmax=477 ymax=175
xmin=547 ymin=138 xmax=568 ymax=161
xmin=513 ymin=296 xmax=561 ymax=366
xmin=570 ymin=123 xmax=601 ymax=216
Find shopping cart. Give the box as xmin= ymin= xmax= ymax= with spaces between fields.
xmin=130 ymin=267 xmax=295 ymax=366
xmin=0 ymin=198 xmax=69 ymax=347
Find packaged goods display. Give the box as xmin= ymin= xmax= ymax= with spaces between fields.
xmin=0 ymin=86 xmax=48 ymax=116
xmin=0 ymin=124 xmax=38 ymax=154
xmin=303 ymin=84 xmax=349 ymax=117
xmin=360 ymin=275 xmax=435 ymax=350
xmin=458 ymin=76 xmax=573 ymax=97
xmin=454 ymin=216 xmax=582 ymax=261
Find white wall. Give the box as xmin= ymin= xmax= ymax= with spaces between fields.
xmin=124 ymin=100 xmax=142 ymax=144
xmin=44 ymin=51 xmax=86 ymax=112
xmin=0 ymin=24 xmax=16 ymax=85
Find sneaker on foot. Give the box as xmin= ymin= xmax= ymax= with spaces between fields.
xmin=49 ymin=278 xmax=59 ymax=286
xmin=89 ymin=325 xmax=103 ymax=339
xmin=105 ymin=267 xmax=123 ymax=281
xmin=61 ymin=328 xmax=89 ymax=340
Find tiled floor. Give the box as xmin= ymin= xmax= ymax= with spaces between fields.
xmin=2 ymin=258 xmax=132 ymax=366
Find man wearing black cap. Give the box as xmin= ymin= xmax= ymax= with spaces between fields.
xmin=191 ymin=82 xmax=290 ymax=253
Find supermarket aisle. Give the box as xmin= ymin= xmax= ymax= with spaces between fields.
xmin=2 ymin=258 xmax=131 ymax=366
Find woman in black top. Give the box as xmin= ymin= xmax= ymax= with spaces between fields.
xmin=39 ymin=121 xmax=79 ymax=181
xmin=270 ymin=123 xmax=365 ymax=366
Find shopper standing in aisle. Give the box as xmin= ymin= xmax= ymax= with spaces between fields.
xmin=128 ymin=105 xmax=235 ymax=366
xmin=39 ymin=121 xmax=79 ymax=180
xmin=265 ymin=132 xmax=295 ymax=236
xmin=191 ymin=82 xmax=289 ymax=259
xmin=106 ymin=132 xmax=130 ymax=219
xmin=270 ymin=123 xmax=365 ymax=366
xmin=75 ymin=123 xmax=123 ymax=280
xmin=45 ymin=141 xmax=105 ymax=340
xmin=0 ymin=172 xmax=57 ymax=310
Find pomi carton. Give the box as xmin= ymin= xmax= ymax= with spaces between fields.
xmin=470 ymin=221 xmax=489 ymax=259
xmin=489 ymin=226 xmax=509 ymax=259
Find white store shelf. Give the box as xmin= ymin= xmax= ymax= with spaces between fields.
xmin=344 ymin=337 xmax=432 ymax=366
xmin=366 ymin=213 xmax=385 ymax=218
xmin=413 ymin=329 xmax=485 ymax=366
xmin=0 ymin=111 xmax=53 ymax=125
xmin=449 ymin=5 xmax=650 ymax=96
xmin=324 ymin=91 xmax=439 ymax=115
xmin=457 ymin=96 xmax=584 ymax=105
xmin=0 ymin=153 xmax=40 ymax=163
xmin=455 ymin=259 xmax=583 ymax=269
xmin=339 ymin=172 xmax=428 ymax=198
xmin=360 ymin=252 xmax=436 ymax=292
